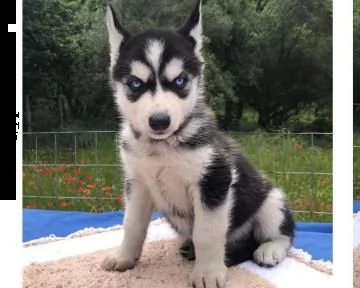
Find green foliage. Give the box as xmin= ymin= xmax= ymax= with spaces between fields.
xmin=23 ymin=0 xmax=332 ymax=132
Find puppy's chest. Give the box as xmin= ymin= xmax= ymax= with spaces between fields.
xmin=149 ymin=163 xmax=193 ymax=214
xmin=124 ymin=146 xmax=212 ymax=214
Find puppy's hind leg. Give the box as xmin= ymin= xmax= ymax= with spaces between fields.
xmin=179 ymin=239 xmax=195 ymax=261
xmin=253 ymin=188 xmax=295 ymax=267
xmin=102 ymin=181 xmax=153 ymax=272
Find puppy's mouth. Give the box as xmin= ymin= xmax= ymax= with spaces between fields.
xmin=149 ymin=130 xmax=173 ymax=140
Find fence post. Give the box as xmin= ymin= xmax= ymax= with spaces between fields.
xmin=310 ymin=133 xmax=315 ymax=220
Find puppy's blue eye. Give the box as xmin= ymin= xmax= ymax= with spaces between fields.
xmin=128 ymin=79 xmax=143 ymax=91
xmin=174 ymin=75 xmax=188 ymax=88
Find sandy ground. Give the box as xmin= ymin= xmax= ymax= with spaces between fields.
xmin=23 ymin=239 xmax=275 ymax=288
xmin=355 ymin=246 xmax=360 ymax=288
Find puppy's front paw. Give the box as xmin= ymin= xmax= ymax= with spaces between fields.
xmin=102 ymin=251 xmax=137 ymax=272
xmin=190 ymin=264 xmax=227 ymax=288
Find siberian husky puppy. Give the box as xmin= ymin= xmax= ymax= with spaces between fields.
xmin=103 ymin=1 xmax=294 ymax=287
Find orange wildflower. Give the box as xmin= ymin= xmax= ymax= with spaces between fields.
xmin=102 ymin=185 xmax=113 ymax=191
xmin=85 ymin=176 xmax=94 ymax=182
xmin=87 ymin=183 xmax=97 ymax=189
xmin=295 ymin=143 xmax=302 ymax=151
xmin=66 ymin=177 xmax=76 ymax=183
xmin=320 ymin=178 xmax=329 ymax=185
xmin=60 ymin=202 xmax=69 ymax=208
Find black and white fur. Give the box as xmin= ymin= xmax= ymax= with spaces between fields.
xmin=103 ymin=1 xmax=295 ymax=287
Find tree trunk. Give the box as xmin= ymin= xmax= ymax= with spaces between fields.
xmin=24 ymin=93 xmax=32 ymax=133
xmin=258 ymin=111 xmax=270 ymax=130
xmin=224 ymin=100 xmax=233 ymax=130
xmin=236 ymin=101 xmax=244 ymax=122
xmin=57 ymin=86 xmax=64 ymax=129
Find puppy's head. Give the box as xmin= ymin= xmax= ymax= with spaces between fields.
xmin=106 ymin=0 xmax=204 ymax=140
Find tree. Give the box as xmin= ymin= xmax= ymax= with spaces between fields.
xmin=23 ymin=0 xmax=76 ymax=131
xmin=207 ymin=0 xmax=332 ymax=130
xmin=23 ymin=0 xmax=333 ymax=132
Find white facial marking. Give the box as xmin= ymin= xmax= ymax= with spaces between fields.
xmin=164 ymin=58 xmax=184 ymax=81
xmin=145 ymin=39 xmax=165 ymax=73
xmin=130 ymin=61 xmax=152 ymax=83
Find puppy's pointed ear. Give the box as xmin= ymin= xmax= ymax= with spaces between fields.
xmin=178 ymin=0 xmax=203 ymax=57
xmin=106 ymin=4 xmax=130 ymax=67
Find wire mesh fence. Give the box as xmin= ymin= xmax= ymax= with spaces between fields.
xmin=23 ymin=130 xmax=333 ymax=223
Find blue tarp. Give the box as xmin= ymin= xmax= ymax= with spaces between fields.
xmin=354 ymin=200 xmax=360 ymax=213
xmin=23 ymin=201 xmax=360 ymax=262
xmin=23 ymin=208 xmax=334 ymax=262
xmin=293 ymin=224 xmax=332 ymax=261
xmin=23 ymin=209 xmax=162 ymax=242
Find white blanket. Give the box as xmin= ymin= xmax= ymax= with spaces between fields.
xmin=354 ymin=211 xmax=360 ymax=248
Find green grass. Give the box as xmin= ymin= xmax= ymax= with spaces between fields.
xmin=23 ymin=131 xmax=333 ymax=223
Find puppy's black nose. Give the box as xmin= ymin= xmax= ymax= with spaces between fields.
xmin=149 ymin=113 xmax=171 ymax=131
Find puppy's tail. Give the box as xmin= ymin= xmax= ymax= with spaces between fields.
xmin=225 ymin=237 xmax=260 ymax=267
